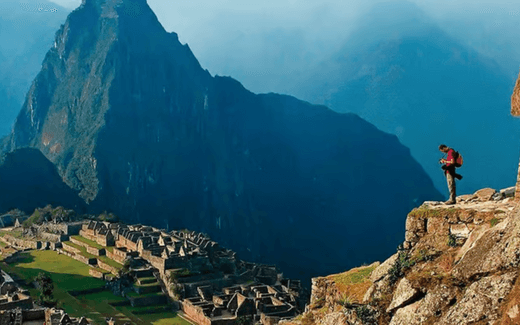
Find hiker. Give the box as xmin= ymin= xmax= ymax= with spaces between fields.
xmin=439 ymin=144 xmax=463 ymax=205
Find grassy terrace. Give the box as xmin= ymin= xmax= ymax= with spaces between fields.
xmin=126 ymin=291 xmax=164 ymax=298
xmin=73 ymin=235 xmax=116 ymax=262
xmin=328 ymin=263 xmax=378 ymax=304
xmin=1 ymin=250 xmax=189 ymax=325
xmin=135 ymin=280 xmax=159 ymax=287
xmin=71 ymin=235 xmax=104 ymax=249
xmin=138 ymin=276 xmax=157 ymax=284
xmin=0 ymin=230 xmax=23 ymax=239
xmin=63 ymin=241 xmax=122 ymax=271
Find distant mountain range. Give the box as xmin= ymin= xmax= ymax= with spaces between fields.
xmin=0 ymin=0 xmax=70 ymax=136
xmin=287 ymin=1 xmax=520 ymax=195
xmin=1 ymin=0 xmax=442 ymax=282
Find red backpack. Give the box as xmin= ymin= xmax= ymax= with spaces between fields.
xmin=453 ymin=150 xmax=463 ymax=167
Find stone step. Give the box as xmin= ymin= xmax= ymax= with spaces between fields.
xmin=137 ymin=277 xmax=157 ymax=285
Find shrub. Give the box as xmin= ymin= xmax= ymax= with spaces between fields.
xmin=388 ymin=252 xmax=413 ymax=285
xmin=355 ymin=305 xmax=377 ymax=324
xmin=236 ymin=316 xmax=253 ymax=325
xmin=490 ymin=218 xmax=499 ymax=227
xmin=35 ymin=272 xmax=55 ymax=305
xmin=22 ymin=210 xmax=43 ymax=228
xmin=447 ymin=234 xmax=457 ymax=247
xmin=301 ymin=312 xmax=315 ymax=325
xmin=336 ymin=292 xmax=354 ymax=307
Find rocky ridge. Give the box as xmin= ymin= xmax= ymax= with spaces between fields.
xmin=288 ymin=186 xmax=520 ymax=325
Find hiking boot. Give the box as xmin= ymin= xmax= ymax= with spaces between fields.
xmin=444 ymin=200 xmax=456 ymax=205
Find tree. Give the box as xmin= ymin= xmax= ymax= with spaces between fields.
xmin=35 ymin=272 xmax=54 ymax=305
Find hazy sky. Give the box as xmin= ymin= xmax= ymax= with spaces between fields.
xmin=46 ymin=0 xmax=520 ymax=94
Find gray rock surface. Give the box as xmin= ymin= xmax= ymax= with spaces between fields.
xmin=370 ymin=254 xmax=397 ymax=283
xmin=387 ymin=278 xmax=421 ymax=313
xmin=474 ymin=188 xmax=496 ymax=201
xmin=439 ymin=272 xmax=517 ymax=324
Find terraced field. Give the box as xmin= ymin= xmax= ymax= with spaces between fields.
xmin=0 ymin=247 xmax=190 ymax=324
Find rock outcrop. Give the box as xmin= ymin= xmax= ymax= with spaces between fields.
xmin=511 ymin=69 xmax=520 ymax=117
xmin=293 ymin=187 xmax=520 ymax=324
xmin=0 ymin=0 xmax=443 ymax=281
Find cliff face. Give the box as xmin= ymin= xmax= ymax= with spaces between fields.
xmin=2 ymin=0 xmax=443 ymax=281
xmin=511 ymin=69 xmax=520 ymax=117
xmin=294 ymin=189 xmax=520 ymax=325
xmin=0 ymin=148 xmax=86 ymax=214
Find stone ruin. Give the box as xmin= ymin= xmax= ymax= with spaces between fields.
xmin=78 ymin=220 xmax=306 ymax=324
xmin=0 ymin=214 xmax=306 ymax=324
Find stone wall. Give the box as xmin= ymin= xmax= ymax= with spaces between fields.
xmin=89 ymin=268 xmax=106 ymax=279
xmin=181 ymin=302 xmax=212 ymax=325
xmin=38 ymin=232 xmax=68 ymax=243
xmin=22 ymin=309 xmax=46 ymax=321
xmin=0 ymin=294 xmax=33 ymax=311
xmin=141 ymin=250 xmax=175 ymax=271
xmin=57 ymin=248 xmax=96 ymax=266
xmin=116 ymin=237 xmax=137 ymax=251
xmin=4 ymin=235 xmax=41 ymax=250
xmin=98 ymin=260 xmax=118 ymax=275
xmin=86 ymin=245 xmax=106 ymax=256
xmin=106 ymin=249 xmax=127 ymax=264
xmin=41 ymin=222 xmax=83 ymax=236
xmin=62 ymin=242 xmax=81 ymax=255
xmin=79 ymin=229 xmax=97 ymax=242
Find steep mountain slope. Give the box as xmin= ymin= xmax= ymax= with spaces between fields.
xmin=2 ymin=0 xmax=443 ymax=281
xmin=0 ymin=0 xmax=70 ymax=137
xmin=0 ymin=148 xmax=86 ymax=214
xmin=289 ymin=1 xmax=520 ymax=196
xmin=287 ymin=70 xmax=520 ymax=325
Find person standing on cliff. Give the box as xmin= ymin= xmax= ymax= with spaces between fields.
xmin=439 ymin=144 xmax=462 ymax=205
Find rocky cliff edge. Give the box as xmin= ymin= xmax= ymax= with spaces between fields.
xmin=285 ymin=186 xmax=520 ymax=325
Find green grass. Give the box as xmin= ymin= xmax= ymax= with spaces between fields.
xmin=71 ymin=235 xmax=104 ymax=249
xmin=331 ymin=264 xmax=377 ymax=285
xmin=1 ymin=250 xmax=105 ymax=322
xmin=97 ymin=255 xmax=122 ymax=270
xmin=140 ymin=312 xmax=191 ymax=325
xmin=138 ymin=276 xmax=157 ymax=284
xmin=126 ymin=291 xmax=164 ymax=298
xmin=0 ymin=230 xmax=23 ymax=239
xmin=135 ymin=280 xmax=159 ymax=287
xmin=2 ymin=250 xmax=188 ymax=325
xmin=490 ymin=217 xmax=499 ymax=227
xmin=64 ymin=241 xmax=121 ymax=271
xmin=63 ymin=241 xmax=97 ymax=259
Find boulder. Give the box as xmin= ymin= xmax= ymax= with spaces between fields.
xmin=474 ymin=188 xmax=496 ymax=201
xmin=370 ymin=253 xmax=398 ymax=283
xmin=439 ymin=272 xmax=517 ymax=324
xmin=456 ymin=194 xmax=475 ymax=203
xmin=389 ymin=301 xmax=422 ymax=325
xmin=316 ymin=312 xmax=348 ymax=325
xmin=389 ymin=285 xmax=459 ymax=325
xmin=387 ymin=278 xmax=421 ymax=313
xmin=452 ymin=215 xmax=520 ymax=280
xmin=500 ymin=186 xmax=516 ymax=198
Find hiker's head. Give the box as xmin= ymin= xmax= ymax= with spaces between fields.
xmin=439 ymin=144 xmax=449 ymax=153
